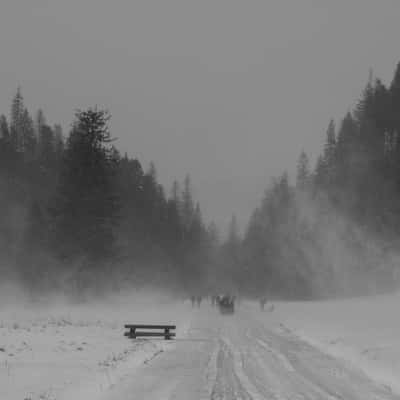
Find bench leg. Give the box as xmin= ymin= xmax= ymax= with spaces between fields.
xmin=130 ymin=328 xmax=136 ymax=339
xmin=165 ymin=328 xmax=171 ymax=340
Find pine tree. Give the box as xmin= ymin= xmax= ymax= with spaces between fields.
xmin=168 ymin=180 xmax=182 ymax=239
xmin=354 ymin=70 xmax=374 ymax=124
xmin=53 ymin=124 xmax=64 ymax=159
xmin=207 ymin=221 xmax=219 ymax=246
xmin=52 ymin=108 xmax=120 ymax=276
xmin=141 ymin=162 xmax=161 ymax=240
xmin=0 ymin=115 xmax=14 ymax=175
xmin=38 ymin=125 xmax=55 ymax=167
xmin=296 ymin=151 xmax=310 ymax=190
xmin=323 ymin=120 xmax=336 ymax=166
xmin=313 ymin=155 xmax=326 ymax=191
xmin=223 ymin=214 xmax=241 ymax=288
xmin=337 ymin=113 xmax=358 ymax=155
xmin=388 ymin=62 xmax=400 ymax=175
xmin=171 ymin=180 xmax=180 ymax=206
xmin=228 ymin=214 xmax=239 ymax=246
xmin=318 ymin=120 xmax=337 ymax=190
xmin=181 ymin=174 xmax=194 ymax=232
xmin=191 ymin=202 xmax=204 ymax=241
xmin=10 ymin=87 xmax=25 ymax=151
xmin=20 ymin=108 xmax=36 ymax=158
xmin=335 ymin=112 xmax=359 ymax=190
xmin=0 ymin=115 xmax=9 ymax=141
xmin=389 ymin=62 xmax=400 ymax=136
xmin=35 ymin=109 xmax=46 ymax=139
xmin=166 ymin=181 xmax=183 ymax=246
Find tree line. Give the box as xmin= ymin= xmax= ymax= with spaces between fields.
xmin=0 ymin=89 xmax=214 ymax=298
xmin=224 ymin=63 xmax=400 ymax=299
xmin=4 ymin=60 xmax=400 ymax=301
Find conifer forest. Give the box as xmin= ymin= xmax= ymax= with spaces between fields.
xmin=2 ymin=63 xmax=400 ymax=300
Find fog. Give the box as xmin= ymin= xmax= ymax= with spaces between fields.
xmin=293 ymin=192 xmax=400 ymax=297
xmin=1 ymin=1 xmax=400 ymax=229
xmin=3 ymin=2 xmax=400 ymax=398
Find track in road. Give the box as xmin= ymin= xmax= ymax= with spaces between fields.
xmin=102 ymin=305 xmax=400 ymax=400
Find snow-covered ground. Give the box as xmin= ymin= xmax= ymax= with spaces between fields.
xmin=3 ymin=287 xmax=400 ymax=399
xmin=263 ymin=292 xmax=400 ymax=394
xmin=103 ymin=300 xmax=399 ymax=399
xmin=0 ymin=288 xmax=191 ymax=400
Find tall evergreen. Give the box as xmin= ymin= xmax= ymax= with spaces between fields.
xmin=52 ymin=109 xmax=120 ymax=277
xmin=181 ymin=174 xmax=194 ymax=233
xmin=0 ymin=115 xmax=9 ymax=141
xmin=10 ymin=87 xmax=24 ymax=151
xmin=20 ymin=108 xmax=36 ymax=159
xmin=296 ymin=151 xmax=310 ymax=190
xmin=323 ymin=119 xmax=337 ymax=187
xmin=0 ymin=89 xmax=215 ymax=295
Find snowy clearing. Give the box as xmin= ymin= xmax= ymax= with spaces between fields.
xmin=0 ymin=291 xmax=190 ymax=400
xmin=2 ymin=291 xmax=400 ymax=399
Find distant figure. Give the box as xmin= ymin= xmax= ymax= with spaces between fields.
xmin=196 ymin=295 xmax=202 ymax=308
xmin=260 ymin=296 xmax=267 ymax=311
xmin=191 ymin=295 xmax=196 ymax=307
xmin=218 ymin=294 xmax=235 ymax=314
xmin=236 ymin=296 xmax=241 ymax=307
xmin=268 ymin=303 xmax=275 ymax=312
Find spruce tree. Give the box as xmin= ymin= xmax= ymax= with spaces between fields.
xmin=20 ymin=108 xmax=36 ymax=158
xmin=35 ymin=109 xmax=46 ymax=140
xmin=10 ymin=87 xmax=25 ymax=151
xmin=38 ymin=125 xmax=55 ymax=167
xmin=323 ymin=120 xmax=336 ymax=170
xmin=296 ymin=151 xmax=310 ymax=190
xmin=52 ymin=108 xmax=120 ymax=280
xmin=0 ymin=115 xmax=9 ymax=141
xmin=181 ymin=174 xmax=194 ymax=233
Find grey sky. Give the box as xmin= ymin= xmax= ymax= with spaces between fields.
xmin=1 ymin=1 xmax=399 ymax=233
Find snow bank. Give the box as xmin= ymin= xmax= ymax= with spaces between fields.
xmin=0 ymin=290 xmax=191 ymax=400
xmin=257 ymin=293 xmax=400 ymax=394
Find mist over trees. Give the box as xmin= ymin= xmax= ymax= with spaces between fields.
xmin=228 ymin=63 xmax=400 ymax=299
xmin=0 ymin=90 xmax=212 ymax=298
xmin=3 ymin=62 xmax=400 ymax=300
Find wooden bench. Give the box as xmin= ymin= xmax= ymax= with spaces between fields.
xmin=124 ymin=324 xmax=176 ymax=340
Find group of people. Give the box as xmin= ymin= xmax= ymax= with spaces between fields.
xmin=189 ymin=294 xmax=236 ymax=309
xmin=259 ymin=296 xmax=274 ymax=312
xmin=188 ymin=294 xmax=272 ymax=312
xmin=190 ymin=295 xmax=203 ymax=308
xmin=259 ymin=296 xmax=268 ymax=310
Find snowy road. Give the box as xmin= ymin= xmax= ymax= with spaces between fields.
xmin=102 ymin=305 xmax=399 ymax=400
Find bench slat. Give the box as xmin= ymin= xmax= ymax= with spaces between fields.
xmin=127 ymin=332 xmax=176 ymax=337
xmin=124 ymin=332 xmax=176 ymax=337
xmin=124 ymin=324 xmax=176 ymax=329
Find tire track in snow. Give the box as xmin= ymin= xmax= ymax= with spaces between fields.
xmin=243 ymin=327 xmax=325 ymax=399
xmin=245 ymin=313 xmax=400 ymax=400
xmin=209 ymin=337 xmax=264 ymax=400
xmin=244 ymin=329 xmax=294 ymax=373
xmin=210 ymin=338 xmax=248 ymax=399
xmin=203 ymin=339 xmax=219 ymax=400
xmin=247 ymin=344 xmax=340 ymax=400
xmin=244 ymin=327 xmax=330 ymax=399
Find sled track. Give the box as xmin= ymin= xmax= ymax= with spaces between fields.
xmin=209 ymin=337 xmax=265 ymax=400
xmin=101 ymin=307 xmax=400 ymax=400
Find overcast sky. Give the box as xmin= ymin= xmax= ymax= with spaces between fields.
xmin=1 ymin=0 xmax=399 ymax=233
